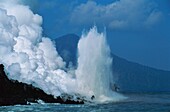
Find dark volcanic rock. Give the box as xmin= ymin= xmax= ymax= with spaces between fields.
xmin=0 ymin=64 xmax=84 ymax=106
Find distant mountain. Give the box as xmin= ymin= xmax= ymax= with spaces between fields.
xmin=55 ymin=34 xmax=79 ymax=67
xmin=54 ymin=34 xmax=170 ymax=93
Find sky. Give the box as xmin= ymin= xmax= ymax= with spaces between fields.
xmin=24 ymin=0 xmax=170 ymax=71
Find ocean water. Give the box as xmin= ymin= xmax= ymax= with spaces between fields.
xmin=0 ymin=93 xmax=170 ymax=112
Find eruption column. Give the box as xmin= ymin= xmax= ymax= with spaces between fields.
xmin=76 ymin=27 xmax=125 ymax=102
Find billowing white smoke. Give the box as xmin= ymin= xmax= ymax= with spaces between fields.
xmin=76 ymin=27 xmax=125 ymax=102
xmin=0 ymin=1 xmax=76 ymax=96
xmin=0 ymin=1 xmax=125 ymax=102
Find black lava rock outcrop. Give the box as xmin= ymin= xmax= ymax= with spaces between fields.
xmin=0 ymin=64 xmax=84 ymax=106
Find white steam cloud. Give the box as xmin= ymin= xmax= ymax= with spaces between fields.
xmin=0 ymin=1 xmax=73 ymax=96
xmin=0 ymin=1 xmax=125 ymax=102
xmin=76 ymin=27 xmax=125 ymax=102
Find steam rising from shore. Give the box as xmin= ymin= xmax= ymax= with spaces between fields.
xmin=0 ymin=1 xmax=125 ymax=102
xmin=0 ymin=1 xmax=72 ymax=96
xmin=76 ymin=27 xmax=125 ymax=102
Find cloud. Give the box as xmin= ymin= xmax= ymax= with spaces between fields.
xmin=0 ymin=0 xmax=21 ymax=4
xmin=70 ymin=0 xmax=163 ymax=30
xmin=0 ymin=1 xmax=75 ymax=96
xmin=144 ymin=11 xmax=163 ymax=27
xmin=109 ymin=20 xmax=127 ymax=29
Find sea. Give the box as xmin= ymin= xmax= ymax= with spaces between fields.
xmin=0 ymin=93 xmax=170 ymax=112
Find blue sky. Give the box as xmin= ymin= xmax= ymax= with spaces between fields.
xmin=25 ymin=0 xmax=170 ymax=70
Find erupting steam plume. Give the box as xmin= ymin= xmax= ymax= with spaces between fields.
xmin=0 ymin=1 xmax=125 ymax=103
xmin=76 ymin=27 xmax=125 ymax=102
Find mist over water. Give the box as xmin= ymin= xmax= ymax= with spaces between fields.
xmin=0 ymin=1 xmax=125 ymax=103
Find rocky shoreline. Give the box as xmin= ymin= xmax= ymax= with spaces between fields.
xmin=0 ymin=64 xmax=84 ymax=106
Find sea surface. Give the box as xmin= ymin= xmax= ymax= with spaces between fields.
xmin=0 ymin=93 xmax=170 ymax=112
